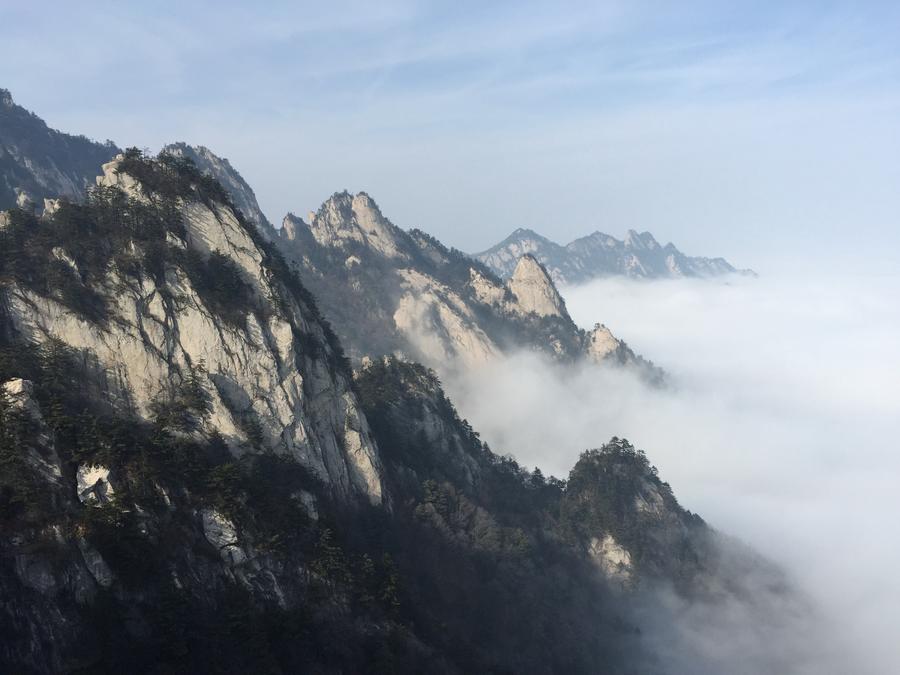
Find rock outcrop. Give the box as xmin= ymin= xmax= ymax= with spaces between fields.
xmin=506 ymin=254 xmax=569 ymax=319
xmin=476 ymin=227 xmax=755 ymax=284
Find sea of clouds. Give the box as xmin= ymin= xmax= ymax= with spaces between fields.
xmin=442 ymin=272 xmax=900 ymax=674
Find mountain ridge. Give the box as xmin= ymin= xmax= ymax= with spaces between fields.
xmin=0 ymin=89 xmax=120 ymax=211
xmin=475 ymin=226 xmax=756 ymax=284
xmin=276 ymin=191 xmax=664 ymax=383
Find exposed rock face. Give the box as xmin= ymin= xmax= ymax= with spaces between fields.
xmin=201 ymin=508 xmax=246 ymax=565
xmin=589 ymin=534 xmax=633 ymax=585
xmin=476 ymin=227 xmax=755 ymax=284
xmin=506 ymin=254 xmax=569 ymax=319
xmin=0 ymin=89 xmax=120 ymax=211
xmin=3 ymin=154 xmax=384 ymax=505
xmin=393 ymin=269 xmax=500 ymax=368
xmin=76 ymin=465 xmax=114 ymax=505
xmin=3 ymin=378 xmax=37 ymax=414
xmin=584 ymin=322 xmax=650 ymax=369
xmin=305 ymin=191 xmax=408 ymax=260
xmin=162 ymin=143 xmax=274 ymax=239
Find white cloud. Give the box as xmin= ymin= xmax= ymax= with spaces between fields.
xmin=442 ymin=273 xmax=900 ymax=673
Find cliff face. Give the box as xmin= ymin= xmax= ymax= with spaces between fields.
xmin=0 ymin=89 xmax=120 ymax=212
xmin=476 ymin=227 xmax=755 ymax=284
xmin=1 ymin=152 xmax=383 ymax=504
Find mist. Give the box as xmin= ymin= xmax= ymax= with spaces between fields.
xmin=441 ymin=273 xmax=900 ymax=673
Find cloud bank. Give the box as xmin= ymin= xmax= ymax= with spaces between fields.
xmin=442 ymin=273 xmax=900 ymax=673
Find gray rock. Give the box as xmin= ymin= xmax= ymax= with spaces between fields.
xmin=76 ymin=465 xmax=115 ymax=505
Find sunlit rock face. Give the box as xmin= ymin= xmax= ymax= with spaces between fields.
xmin=590 ymin=534 xmax=633 ymax=586
xmin=3 ymin=155 xmax=384 ymax=505
xmin=506 ymin=254 xmax=570 ymax=319
xmin=76 ymin=465 xmax=114 ymax=505
xmin=305 ymin=191 xmax=409 ymax=260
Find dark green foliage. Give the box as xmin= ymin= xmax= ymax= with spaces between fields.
xmin=180 ymin=248 xmax=257 ymax=328
xmin=0 ymin=392 xmax=53 ymax=524
xmin=118 ymin=147 xmax=233 ymax=208
xmin=408 ymin=227 xmax=505 ymax=291
xmin=353 ymin=358 xmax=644 ymax=673
xmin=562 ymin=438 xmax=705 ymax=577
xmin=0 ymin=184 xmax=185 ymax=324
xmin=149 ymin=360 xmax=213 ymax=433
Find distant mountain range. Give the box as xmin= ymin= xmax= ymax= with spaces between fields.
xmin=475 ymin=227 xmax=755 ymax=285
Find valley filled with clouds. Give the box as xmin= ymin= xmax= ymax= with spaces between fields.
xmin=445 ymin=272 xmax=900 ymax=674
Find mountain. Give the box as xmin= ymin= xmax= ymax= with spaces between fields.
xmin=0 ymin=95 xmax=817 ymax=673
xmin=0 ymin=89 xmax=120 ymax=212
xmin=277 ymin=195 xmax=664 ymax=382
xmin=476 ymin=227 xmax=755 ymax=284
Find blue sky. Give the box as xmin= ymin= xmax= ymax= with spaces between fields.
xmin=3 ymin=1 xmax=899 ymax=271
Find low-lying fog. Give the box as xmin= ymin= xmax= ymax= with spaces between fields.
xmin=443 ymin=273 xmax=900 ymax=674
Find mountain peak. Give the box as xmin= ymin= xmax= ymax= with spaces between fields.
xmin=510 ymin=226 xmax=542 ymax=238
xmin=624 ymin=229 xmax=660 ymax=250
xmin=308 ymin=190 xmax=408 ymax=260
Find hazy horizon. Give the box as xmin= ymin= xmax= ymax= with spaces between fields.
xmin=3 ymin=1 xmax=899 ymax=274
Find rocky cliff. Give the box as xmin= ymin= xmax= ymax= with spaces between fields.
xmin=476 ymin=227 xmax=755 ymax=284
xmin=0 ymin=150 xmax=383 ymax=504
xmin=162 ymin=143 xmax=275 ymax=239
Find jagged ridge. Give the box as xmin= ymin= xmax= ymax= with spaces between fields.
xmin=475 ymin=227 xmax=755 ymax=284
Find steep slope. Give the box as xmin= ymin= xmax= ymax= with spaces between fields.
xmin=0 ymin=150 xmax=383 ymax=504
xmin=476 ymin=227 xmax=754 ymax=284
xmin=277 ymin=193 xmax=663 ymax=381
xmin=162 ymin=143 xmax=275 ymax=238
xmin=0 ymin=89 xmax=120 ymax=211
